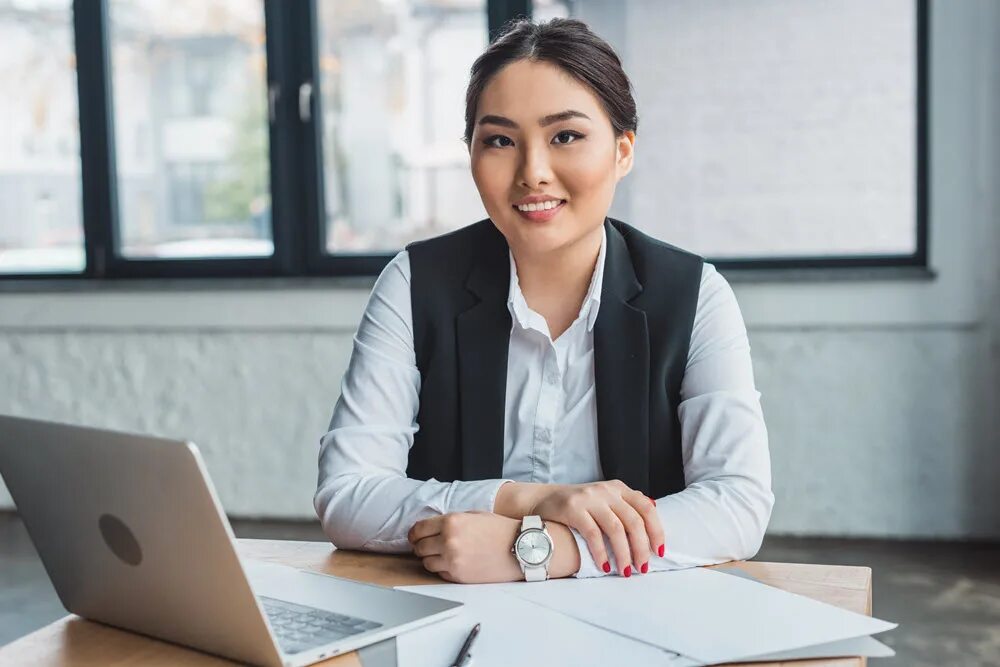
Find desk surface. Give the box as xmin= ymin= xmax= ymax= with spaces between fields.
xmin=0 ymin=539 xmax=873 ymax=667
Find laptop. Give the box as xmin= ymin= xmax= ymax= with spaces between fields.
xmin=0 ymin=414 xmax=462 ymax=667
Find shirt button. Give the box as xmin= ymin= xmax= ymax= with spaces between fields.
xmin=545 ymin=372 xmax=560 ymax=386
xmin=534 ymin=427 xmax=552 ymax=443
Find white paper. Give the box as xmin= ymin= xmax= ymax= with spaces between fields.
xmin=394 ymin=583 xmax=702 ymax=667
xmin=740 ymin=635 xmax=895 ymax=662
xmin=486 ymin=567 xmax=897 ymax=665
xmin=713 ymin=566 xmax=895 ymax=662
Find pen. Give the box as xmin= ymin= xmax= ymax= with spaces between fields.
xmin=451 ymin=622 xmax=480 ymax=667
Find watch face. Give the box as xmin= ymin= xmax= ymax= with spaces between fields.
xmin=516 ymin=529 xmax=551 ymax=566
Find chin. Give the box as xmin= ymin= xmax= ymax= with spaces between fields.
xmin=515 ymin=227 xmax=582 ymax=256
xmin=493 ymin=207 xmax=584 ymax=249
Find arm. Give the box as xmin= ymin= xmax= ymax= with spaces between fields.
xmin=493 ymin=481 xmax=562 ymax=517
xmin=572 ymin=262 xmax=775 ymax=577
xmin=313 ymin=250 xmax=511 ymax=553
xmin=407 ymin=512 xmax=582 ymax=584
xmin=496 ymin=480 xmax=662 ymax=577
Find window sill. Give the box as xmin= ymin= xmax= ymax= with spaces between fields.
xmin=0 ymin=263 xmax=970 ymax=332
xmin=0 ymin=275 xmax=378 ymax=294
xmin=722 ymin=265 xmax=937 ymax=284
xmin=0 ymin=264 xmax=936 ymax=293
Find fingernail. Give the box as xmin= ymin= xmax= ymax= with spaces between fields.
xmin=658 ymin=544 xmax=665 ymax=558
xmin=623 ymin=565 xmax=632 ymax=578
xmin=602 ymin=561 xmax=611 ymax=573
xmin=650 ymin=496 xmax=657 ymax=506
xmin=640 ymin=562 xmax=649 ymax=574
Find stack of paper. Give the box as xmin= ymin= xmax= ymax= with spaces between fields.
xmin=394 ymin=567 xmax=896 ymax=666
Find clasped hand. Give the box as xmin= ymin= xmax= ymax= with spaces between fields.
xmin=408 ymin=480 xmax=664 ymax=582
xmin=525 ymin=480 xmax=663 ymax=576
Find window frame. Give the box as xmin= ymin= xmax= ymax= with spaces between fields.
xmin=2 ymin=0 xmax=925 ymax=282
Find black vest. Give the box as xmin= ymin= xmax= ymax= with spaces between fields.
xmin=405 ymin=217 xmax=704 ymax=497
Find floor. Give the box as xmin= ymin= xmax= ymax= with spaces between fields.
xmin=1 ymin=512 xmax=998 ymax=666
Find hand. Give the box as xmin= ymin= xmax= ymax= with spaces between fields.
xmin=408 ymin=512 xmax=523 ymax=583
xmin=408 ymin=512 xmax=582 ymax=583
xmin=529 ymin=480 xmax=664 ymax=576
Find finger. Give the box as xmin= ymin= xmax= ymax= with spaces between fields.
xmin=625 ymin=490 xmax=665 ymax=557
xmin=408 ymin=516 xmax=444 ymax=544
xmin=412 ymin=535 xmax=445 ymax=558
xmin=572 ymin=513 xmax=610 ymax=574
xmin=591 ymin=506 xmax=632 ymax=577
xmin=612 ymin=500 xmax=650 ymax=573
xmin=421 ymin=555 xmax=449 ymax=574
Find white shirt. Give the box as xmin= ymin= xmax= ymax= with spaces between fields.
xmin=314 ymin=227 xmax=774 ymax=578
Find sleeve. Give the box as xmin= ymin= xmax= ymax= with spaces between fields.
xmin=573 ymin=262 xmax=774 ymax=577
xmin=313 ymin=250 xmax=512 ymax=553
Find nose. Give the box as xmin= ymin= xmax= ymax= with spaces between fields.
xmin=516 ymin=141 xmax=554 ymax=190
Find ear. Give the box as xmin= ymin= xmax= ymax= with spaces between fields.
xmin=615 ymin=130 xmax=636 ymax=182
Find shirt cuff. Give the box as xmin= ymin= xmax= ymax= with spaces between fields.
xmin=570 ymin=527 xmax=616 ymax=578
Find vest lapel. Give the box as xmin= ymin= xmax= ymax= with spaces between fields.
xmin=594 ymin=219 xmax=651 ymax=493
xmin=456 ymin=224 xmax=511 ymax=480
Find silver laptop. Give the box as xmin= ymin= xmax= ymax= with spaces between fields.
xmin=0 ymin=414 xmax=462 ymax=667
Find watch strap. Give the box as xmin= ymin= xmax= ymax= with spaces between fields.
xmin=524 ymin=563 xmax=547 ymax=581
xmin=521 ymin=515 xmax=543 ymax=531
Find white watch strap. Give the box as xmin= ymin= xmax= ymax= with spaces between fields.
xmin=521 ymin=515 xmax=543 ymax=531
xmin=524 ymin=564 xmax=547 ymax=581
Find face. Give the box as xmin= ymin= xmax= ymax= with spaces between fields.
xmin=516 ymin=529 xmax=552 ymax=565
xmin=469 ymin=59 xmax=635 ymax=260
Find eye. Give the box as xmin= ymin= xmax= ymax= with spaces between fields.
xmin=553 ymin=130 xmax=583 ymax=145
xmin=483 ymin=135 xmax=513 ymax=149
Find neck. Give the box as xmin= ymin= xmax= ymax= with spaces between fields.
xmin=511 ymin=224 xmax=604 ymax=311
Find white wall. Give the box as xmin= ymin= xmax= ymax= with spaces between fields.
xmin=1 ymin=1 xmax=999 ymax=538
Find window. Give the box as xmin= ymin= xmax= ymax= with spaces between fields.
xmin=0 ymin=0 xmax=925 ymax=281
xmin=0 ymin=0 xmax=85 ymax=274
xmin=316 ymin=0 xmax=489 ymax=254
xmin=538 ymin=0 xmax=927 ymax=267
xmin=108 ymin=0 xmax=273 ymax=259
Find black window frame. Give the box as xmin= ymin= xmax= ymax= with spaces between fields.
xmin=3 ymin=0 xmax=925 ymax=282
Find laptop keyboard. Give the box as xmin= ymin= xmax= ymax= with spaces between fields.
xmin=259 ymin=595 xmax=383 ymax=655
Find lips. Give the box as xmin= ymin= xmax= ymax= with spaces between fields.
xmin=513 ymin=199 xmax=566 ymax=223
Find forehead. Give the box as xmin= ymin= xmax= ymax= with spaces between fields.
xmin=477 ymin=59 xmax=607 ymax=123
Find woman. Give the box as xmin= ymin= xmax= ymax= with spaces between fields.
xmin=314 ymin=18 xmax=773 ymax=584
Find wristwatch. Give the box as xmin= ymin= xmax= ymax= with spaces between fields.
xmin=511 ymin=515 xmax=553 ymax=581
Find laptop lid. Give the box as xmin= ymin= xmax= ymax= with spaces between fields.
xmin=0 ymin=414 xmax=284 ymax=667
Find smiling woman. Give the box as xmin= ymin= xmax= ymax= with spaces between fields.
xmin=467 ymin=56 xmax=635 ymax=340
xmin=315 ymin=18 xmax=773 ymax=586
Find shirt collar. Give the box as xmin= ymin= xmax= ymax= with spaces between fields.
xmin=506 ymin=225 xmax=607 ymax=334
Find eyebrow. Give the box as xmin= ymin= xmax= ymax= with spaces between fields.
xmin=477 ymin=109 xmax=592 ymax=129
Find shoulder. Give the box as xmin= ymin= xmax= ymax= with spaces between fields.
xmin=698 ymin=261 xmax=730 ymax=301
xmin=609 ymin=218 xmax=704 ymax=294
xmin=404 ymin=219 xmax=503 ymax=291
xmin=365 ymin=250 xmax=412 ymax=323
xmin=609 ymin=220 xmax=704 ymax=312
xmin=375 ymin=249 xmax=411 ymax=290
xmin=691 ymin=261 xmax=748 ymax=352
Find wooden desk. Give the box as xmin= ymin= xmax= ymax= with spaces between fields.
xmin=0 ymin=539 xmax=873 ymax=667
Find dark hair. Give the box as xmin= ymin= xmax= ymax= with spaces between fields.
xmin=463 ymin=18 xmax=638 ymax=146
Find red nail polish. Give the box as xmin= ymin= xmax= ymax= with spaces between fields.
xmin=640 ymin=562 xmax=649 ymax=574
xmin=648 ymin=496 xmax=656 ymax=505
xmin=623 ymin=565 xmax=632 ymax=578
xmin=658 ymin=544 xmax=665 ymax=558
xmin=602 ymin=561 xmax=611 ymax=573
